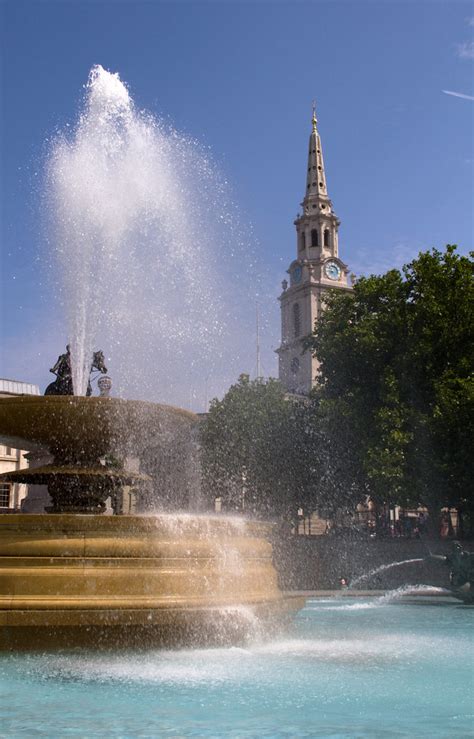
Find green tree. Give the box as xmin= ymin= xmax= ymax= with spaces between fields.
xmin=200 ymin=374 xmax=364 ymax=522
xmin=306 ymin=246 xmax=474 ymax=532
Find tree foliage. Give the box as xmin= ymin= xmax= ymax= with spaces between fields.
xmin=200 ymin=374 xmax=364 ymax=521
xmin=306 ymin=246 xmax=474 ymax=529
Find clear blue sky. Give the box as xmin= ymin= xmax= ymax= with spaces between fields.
xmin=1 ymin=0 xmax=473 ymax=404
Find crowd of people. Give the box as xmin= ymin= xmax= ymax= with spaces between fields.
xmin=349 ymin=506 xmax=428 ymax=539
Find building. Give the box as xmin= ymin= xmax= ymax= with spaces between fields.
xmin=277 ymin=108 xmax=352 ymax=394
xmin=0 ymin=378 xmax=40 ymax=511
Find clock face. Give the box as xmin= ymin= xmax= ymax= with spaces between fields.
xmin=293 ymin=266 xmax=302 ymax=284
xmin=324 ymin=261 xmax=341 ymax=281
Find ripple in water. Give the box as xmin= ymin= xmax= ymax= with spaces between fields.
xmin=45 ymin=65 xmax=261 ymax=402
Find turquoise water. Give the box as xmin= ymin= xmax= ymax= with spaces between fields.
xmin=1 ymin=594 xmax=473 ymax=738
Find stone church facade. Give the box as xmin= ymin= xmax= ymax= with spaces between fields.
xmin=277 ymin=108 xmax=352 ymax=394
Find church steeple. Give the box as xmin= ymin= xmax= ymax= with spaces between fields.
xmin=304 ymin=102 xmax=330 ymax=211
xmin=277 ymin=105 xmax=351 ymax=396
xmin=294 ymin=105 xmax=340 ymax=258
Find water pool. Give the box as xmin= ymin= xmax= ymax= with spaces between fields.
xmin=1 ymin=593 xmax=472 ymax=737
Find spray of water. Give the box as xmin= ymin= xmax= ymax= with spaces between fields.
xmin=349 ymin=558 xmax=424 ymax=588
xmin=46 ymin=65 xmax=261 ymax=401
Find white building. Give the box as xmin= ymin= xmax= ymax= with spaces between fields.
xmin=277 ymin=108 xmax=352 ymax=394
xmin=0 ymin=378 xmax=40 ymax=511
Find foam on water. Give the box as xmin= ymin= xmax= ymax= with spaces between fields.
xmin=304 ymin=585 xmax=452 ymax=612
xmin=2 ymin=598 xmax=472 ymax=736
xmin=9 ymin=625 xmax=471 ymax=686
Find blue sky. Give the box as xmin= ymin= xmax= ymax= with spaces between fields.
xmin=1 ymin=0 xmax=473 ymax=406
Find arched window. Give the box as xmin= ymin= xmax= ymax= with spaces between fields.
xmin=311 ymin=229 xmax=318 ymax=247
xmin=324 ymin=229 xmax=330 ymax=247
xmin=290 ymin=357 xmax=300 ymax=374
xmin=300 ymin=231 xmax=306 ymax=250
xmin=293 ymin=303 xmax=301 ymax=338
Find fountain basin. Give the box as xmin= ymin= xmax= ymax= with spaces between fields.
xmin=0 ymin=395 xmax=196 ymax=460
xmin=0 ymin=397 xmax=304 ymax=646
xmin=0 ymin=514 xmax=304 ymax=649
xmin=0 ymin=395 xmax=196 ymax=513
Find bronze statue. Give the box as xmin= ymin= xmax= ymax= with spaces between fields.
xmin=45 ymin=346 xmax=108 ymax=396
xmin=428 ymin=541 xmax=474 ymax=604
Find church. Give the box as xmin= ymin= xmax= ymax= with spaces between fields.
xmin=277 ymin=108 xmax=352 ymax=395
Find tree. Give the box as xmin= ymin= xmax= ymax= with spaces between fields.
xmin=200 ymin=374 xmax=364 ymax=522
xmin=201 ymin=375 xmax=300 ymax=519
xmin=306 ymin=246 xmax=474 ymax=532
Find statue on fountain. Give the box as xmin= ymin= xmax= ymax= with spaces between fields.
xmin=428 ymin=541 xmax=474 ymax=604
xmin=45 ymin=345 xmax=108 ymax=396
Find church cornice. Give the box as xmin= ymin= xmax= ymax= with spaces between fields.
xmin=275 ymin=337 xmax=306 ymax=353
xmin=286 ymin=256 xmax=350 ymax=272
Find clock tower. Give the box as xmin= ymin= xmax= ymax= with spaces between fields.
xmin=277 ymin=106 xmax=352 ymax=394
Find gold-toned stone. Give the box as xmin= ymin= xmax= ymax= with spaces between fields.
xmin=0 ymin=397 xmax=304 ymax=647
xmin=0 ymin=395 xmax=196 ymax=459
xmin=0 ymin=514 xmax=304 ymax=649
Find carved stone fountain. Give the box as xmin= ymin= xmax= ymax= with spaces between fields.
xmin=0 ymin=395 xmax=303 ymax=649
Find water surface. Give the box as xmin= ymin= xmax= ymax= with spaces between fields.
xmin=1 ymin=594 xmax=472 ymax=737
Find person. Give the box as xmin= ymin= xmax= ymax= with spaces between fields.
xmin=45 ymin=345 xmax=73 ymax=395
xmin=440 ymin=511 xmax=452 ymax=539
xmin=50 ymin=345 xmax=72 ymax=380
xmin=418 ymin=511 xmax=428 ymax=535
xmin=339 ymin=576 xmax=349 ymax=588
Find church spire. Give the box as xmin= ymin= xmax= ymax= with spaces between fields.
xmin=294 ymin=104 xmax=340 ymax=258
xmin=304 ymin=101 xmax=330 ymax=209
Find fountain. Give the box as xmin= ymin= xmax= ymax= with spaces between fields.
xmin=0 ymin=387 xmax=303 ymax=649
xmin=0 ymin=66 xmax=303 ymax=649
xmin=0 ymin=67 xmax=472 ymax=737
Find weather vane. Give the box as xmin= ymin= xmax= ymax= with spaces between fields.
xmin=311 ymin=99 xmax=317 ymax=130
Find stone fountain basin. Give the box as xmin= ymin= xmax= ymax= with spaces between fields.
xmin=0 ymin=514 xmax=305 ymax=649
xmin=0 ymin=395 xmax=197 ymax=460
xmin=0 ymin=396 xmax=305 ymax=647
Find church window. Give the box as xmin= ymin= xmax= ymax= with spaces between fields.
xmin=312 ymin=182 xmax=317 ymax=187
xmin=319 ymin=182 xmax=324 ymax=188
xmin=290 ymin=357 xmax=300 ymax=374
xmin=324 ymin=229 xmax=330 ymax=247
xmin=300 ymin=232 xmax=306 ymax=250
xmin=311 ymin=229 xmax=318 ymax=247
xmin=293 ymin=303 xmax=301 ymax=337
